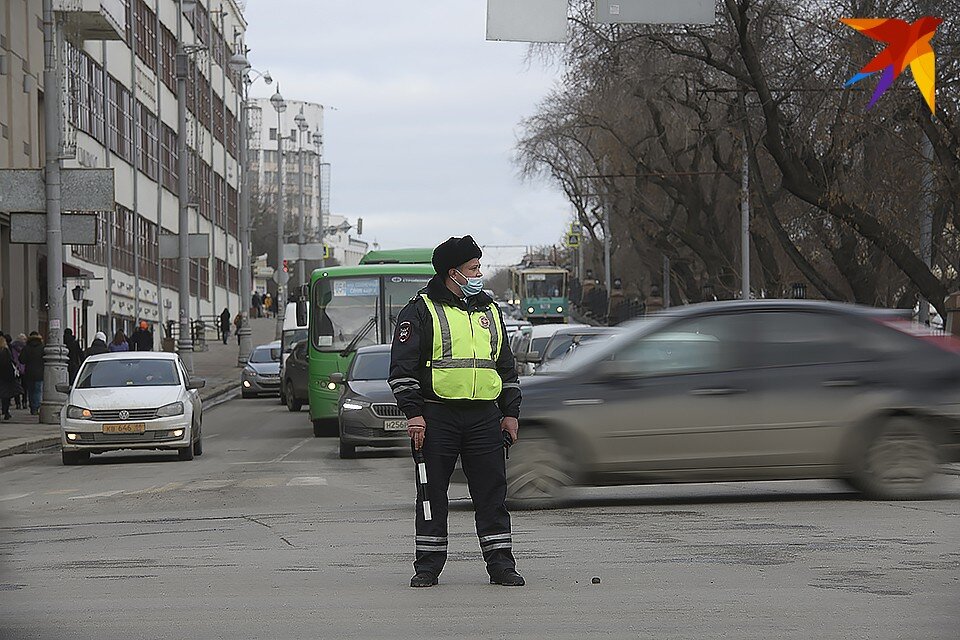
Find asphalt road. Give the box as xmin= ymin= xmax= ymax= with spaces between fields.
xmin=1 ymin=395 xmax=958 ymax=640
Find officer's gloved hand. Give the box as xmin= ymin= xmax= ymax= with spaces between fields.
xmin=407 ymin=416 xmax=426 ymax=450
xmin=500 ymin=417 xmax=519 ymax=444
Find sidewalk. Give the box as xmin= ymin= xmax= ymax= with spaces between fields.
xmin=0 ymin=317 xmax=278 ymax=458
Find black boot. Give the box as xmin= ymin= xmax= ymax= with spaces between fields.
xmin=489 ymin=568 xmax=525 ymax=586
xmin=410 ymin=572 xmax=438 ymax=588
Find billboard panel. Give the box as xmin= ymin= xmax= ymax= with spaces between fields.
xmin=487 ymin=0 xmax=568 ymax=43
xmin=594 ymin=0 xmax=715 ymax=25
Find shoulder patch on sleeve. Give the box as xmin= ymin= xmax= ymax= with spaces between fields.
xmin=398 ymin=321 xmax=412 ymax=343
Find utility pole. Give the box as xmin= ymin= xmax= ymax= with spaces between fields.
xmin=314 ymin=132 xmax=325 ymax=269
xmin=601 ymin=157 xmax=612 ymax=294
xmin=236 ymin=63 xmax=253 ymax=364
xmin=176 ymin=0 xmax=194 ymax=373
xmin=271 ymin=87 xmax=287 ymax=339
xmin=919 ymin=125 xmax=934 ymax=325
xmin=39 ymin=0 xmax=67 ymax=424
xmin=295 ymin=108 xmax=308 ymax=288
xmin=740 ymin=93 xmax=751 ymax=301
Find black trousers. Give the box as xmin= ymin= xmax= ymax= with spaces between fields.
xmin=414 ymin=400 xmax=515 ymax=577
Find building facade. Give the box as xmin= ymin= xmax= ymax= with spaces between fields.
xmin=0 ymin=0 xmax=247 ymax=349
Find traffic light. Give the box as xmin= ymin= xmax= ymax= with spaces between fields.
xmin=282 ymin=259 xmax=289 ymax=273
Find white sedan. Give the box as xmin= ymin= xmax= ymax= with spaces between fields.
xmin=58 ymin=352 xmax=205 ymax=465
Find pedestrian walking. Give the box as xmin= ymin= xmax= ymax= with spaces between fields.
xmin=264 ymin=293 xmax=273 ymax=318
xmin=252 ymin=291 xmax=262 ymax=319
xmin=63 ymin=328 xmax=84 ymax=382
xmin=220 ymin=308 xmax=231 ymax=345
xmin=0 ymin=336 xmax=24 ymax=420
xmin=10 ymin=333 xmax=27 ymax=409
xmin=389 ymin=235 xmax=524 ymax=588
xmin=130 ymin=320 xmax=154 ymax=351
xmin=234 ymin=312 xmax=243 ymax=345
xmin=85 ymin=331 xmax=109 ymax=358
xmin=20 ymin=332 xmax=45 ymax=415
xmin=108 ymin=330 xmax=129 ymax=352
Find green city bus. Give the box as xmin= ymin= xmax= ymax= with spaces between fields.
xmin=305 ymin=256 xmax=434 ymax=436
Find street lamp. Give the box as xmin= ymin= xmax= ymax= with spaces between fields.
xmin=311 ymin=131 xmax=325 ymax=266
xmin=294 ymin=108 xmax=309 ymax=288
xmin=271 ymin=86 xmax=287 ymax=340
xmin=228 ymin=48 xmax=271 ymax=366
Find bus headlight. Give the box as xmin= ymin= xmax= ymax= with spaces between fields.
xmin=527 ymin=307 xmax=535 ymax=314
xmin=556 ymin=306 xmax=564 ymax=313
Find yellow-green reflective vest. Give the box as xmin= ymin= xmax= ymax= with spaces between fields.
xmin=421 ymin=294 xmax=503 ymax=401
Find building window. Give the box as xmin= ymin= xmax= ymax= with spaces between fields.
xmin=160 ymin=123 xmax=178 ymax=193
xmin=107 ymin=77 xmax=134 ymax=162
xmin=159 ymin=24 xmax=176 ymax=90
xmin=269 ymin=127 xmax=276 ymax=141
xmin=133 ymin=0 xmax=157 ymax=72
xmin=138 ymin=102 xmax=159 ymax=181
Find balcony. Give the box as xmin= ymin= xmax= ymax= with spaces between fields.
xmin=55 ymin=0 xmax=125 ymax=43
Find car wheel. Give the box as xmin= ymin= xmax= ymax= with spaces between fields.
xmin=339 ymin=439 xmax=357 ymax=459
xmin=853 ymin=417 xmax=939 ymax=500
xmin=312 ymin=420 xmax=325 ymax=438
xmin=177 ymin=443 xmax=195 ymax=461
xmin=61 ymin=450 xmax=89 ymax=466
xmin=286 ymin=381 xmax=303 ymax=412
xmin=193 ymin=431 xmax=203 ymax=457
xmin=505 ymin=429 xmax=573 ymax=510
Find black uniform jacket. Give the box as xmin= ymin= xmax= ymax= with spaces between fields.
xmin=389 ymin=275 xmax=521 ymax=421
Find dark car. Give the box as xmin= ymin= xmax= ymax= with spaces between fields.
xmin=334 ymin=344 xmax=406 ymax=459
xmin=508 ymin=300 xmax=960 ymax=507
xmin=240 ymin=343 xmax=281 ymax=398
xmin=281 ymin=340 xmax=309 ymax=412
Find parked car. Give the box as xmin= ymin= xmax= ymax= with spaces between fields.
xmin=241 ymin=341 xmax=282 ymax=398
xmin=281 ymin=340 xmax=309 ymax=412
xmin=533 ymin=326 xmax=618 ymax=372
xmin=58 ymin=352 xmax=205 ymax=465
xmin=334 ymin=344 xmax=406 ymax=459
xmin=513 ymin=323 xmax=587 ymax=375
xmin=508 ymin=300 xmax=960 ymax=507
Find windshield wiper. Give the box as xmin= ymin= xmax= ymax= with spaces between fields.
xmin=340 ymin=314 xmax=378 ymax=357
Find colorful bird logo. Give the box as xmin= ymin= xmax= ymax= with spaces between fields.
xmin=841 ymin=17 xmax=943 ymax=113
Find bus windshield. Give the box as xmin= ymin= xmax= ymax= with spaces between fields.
xmin=384 ymin=275 xmax=431 ymax=332
xmin=314 ymin=277 xmax=381 ymax=352
xmin=525 ymin=273 xmax=565 ymax=298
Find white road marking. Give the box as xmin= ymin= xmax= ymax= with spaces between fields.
xmin=286 ymin=477 xmax=327 ymax=486
xmin=185 ymin=480 xmax=234 ymax=491
xmin=237 ymin=478 xmax=283 ymax=488
xmin=0 ymin=493 xmax=32 ymax=502
xmin=269 ymin=438 xmax=313 ymax=464
xmin=68 ymin=490 xmax=125 ymax=500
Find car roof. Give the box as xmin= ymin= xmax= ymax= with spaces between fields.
xmin=83 ymin=351 xmax=180 ymax=363
xmin=255 ymin=341 xmax=281 ymax=350
xmin=530 ymin=323 xmax=586 ymax=338
xmin=546 ymin=326 xmax=613 ymax=338
xmin=356 ymin=344 xmax=392 ymax=355
xmin=647 ymin=299 xmax=911 ymax=320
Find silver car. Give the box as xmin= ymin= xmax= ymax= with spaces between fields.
xmin=241 ymin=342 xmax=282 ymax=398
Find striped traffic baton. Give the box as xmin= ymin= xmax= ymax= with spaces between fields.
xmin=412 ymin=442 xmax=432 ymax=521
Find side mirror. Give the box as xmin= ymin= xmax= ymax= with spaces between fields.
xmin=296 ymin=298 xmax=308 ymax=327
xmin=55 ymin=383 xmax=72 ymax=394
xmin=188 ymin=378 xmax=206 ymax=390
xmin=328 ymin=372 xmax=345 ymax=384
xmin=517 ymin=351 xmax=541 ymax=364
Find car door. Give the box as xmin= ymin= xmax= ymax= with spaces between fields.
xmin=746 ymin=311 xmax=906 ymax=470
xmin=179 ymin=362 xmax=201 ymax=423
xmin=291 ymin=342 xmax=309 ymax=398
xmin=581 ymin=312 xmax=763 ymax=477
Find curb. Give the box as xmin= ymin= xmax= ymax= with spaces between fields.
xmin=0 ymin=436 xmax=61 ymax=458
xmin=943 ymin=465 xmax=960 ymax=477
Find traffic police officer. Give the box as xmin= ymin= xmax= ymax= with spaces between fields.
xmin=389 ymin=236 xmax=524 ymax=588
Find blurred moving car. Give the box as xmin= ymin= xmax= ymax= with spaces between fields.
xmin=509 ymin=301 xmax=960 ymax=507
xmin=281 ymin=340 xmax=309 ymax=412
xmin=513 ymin=323 xmax=587 ymax=375
xmin=58 ymin=352 xmax=205 ymax=464
xmin=333 ymin=344 xmax=406 ymax=459
xmin=241 ymin=341 xmax=282 ymax=398
xmin=533 ymin=326 xmax=617 ymax=372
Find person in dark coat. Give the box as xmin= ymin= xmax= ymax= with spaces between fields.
xmin=63 ymin=328 xmax=84 ymax=382
xmin=85 ymin=331 xmax=109 ymax=358
xmin=108 ymin=330 xmax=129 ymax=352
xmin=20 ymin=332 xmax=45 ymax=415
xmin=0 ymin=336 xmax=23 ymax=420
xmin=219 ymin=308 xmax=231 ymax=345
xmin=130 ymin=320 xmax=154 ymax=351
xmin=10 ymin=333 xmax=27 ymax=409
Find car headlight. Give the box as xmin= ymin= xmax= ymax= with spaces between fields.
xmin=157 ymin=402 xmax=184 ymax=417
xmin=242 ymin=367 xmax=256 ymax=377
xmin=341 ymin=400 xmax=368 ymax=411
xmin=66 ymin=405 xmax=92 ymax=419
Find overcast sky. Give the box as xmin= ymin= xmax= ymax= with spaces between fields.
xmin=243 ymin=0 xmax=570 ymax=267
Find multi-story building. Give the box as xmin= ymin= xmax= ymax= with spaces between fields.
xmin=248 ymin=97 xmax=365 ymax=277
xmin=1 ymin=0 xmax=247 ymax=349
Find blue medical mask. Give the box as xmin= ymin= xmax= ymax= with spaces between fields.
xmin=454 ymin=269 xmax=484 ymax=297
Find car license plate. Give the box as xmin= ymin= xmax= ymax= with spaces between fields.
xmin=102 ymin=423 xmax=146 ymax=434
xmin=383 ymin=419 xmax=406 ymax=431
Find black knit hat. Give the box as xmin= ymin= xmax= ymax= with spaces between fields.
xmin=432 ymin=236 xmax=482 ymax=276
